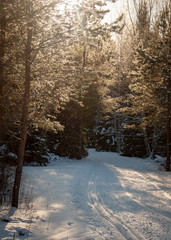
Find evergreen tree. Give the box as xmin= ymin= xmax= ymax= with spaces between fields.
xmin=11 ymin=0 xmax=69 ymax=208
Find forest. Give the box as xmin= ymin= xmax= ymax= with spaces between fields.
xmin=0 ymin=0 xmax=170 ymax=209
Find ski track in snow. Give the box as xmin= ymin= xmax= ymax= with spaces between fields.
xmin=0 ymin=149 xmax=171 ymax=240
xmin=87 ymin=159 xmax=144 ymax=240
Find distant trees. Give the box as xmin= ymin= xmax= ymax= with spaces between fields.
xmin=51 ymin=0 xmax=124 ymax=158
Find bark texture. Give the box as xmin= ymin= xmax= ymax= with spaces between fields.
xmin=0 ymin=0 xmax=6 ymax=139
xmin=11 ymin=25 xmax=32 ymax=208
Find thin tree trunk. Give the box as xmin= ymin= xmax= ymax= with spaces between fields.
xmin=83 ymin=46 xmax=86 ymax=67
xmin=0 ymin=0 xmax=6 ymax=139
xmin=11 ymin=25 xmax=32 ymax=208
xmin=166 ymin=86 xmax=170 ymax=171
xmin=140 ymin=115 xmax=151 ymax=157
xmin=151 ymin=124 xmax=157 ymax=159
xmin=114 ymin=112 xmax=121 ymax=153
xmin=143 ymin=127 xmax=151 ymax=157
xmin=78 ymin=46 xmax=86 ymax=158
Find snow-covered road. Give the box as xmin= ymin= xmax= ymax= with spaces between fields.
xmin=1 ymin=149 xmax=171 ymax=239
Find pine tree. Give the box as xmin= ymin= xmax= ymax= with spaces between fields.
xmin=11 ymin=0 xmax=69 ymax=208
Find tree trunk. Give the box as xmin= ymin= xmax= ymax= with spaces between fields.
xmin=83 ymin=46 xmax=86 ymax=67
xmin=0 ymin=0 xmax=6 ymax=139
xmin=11 ymin=25 xmax=32 ymax=208
xmin=166 ymin=85 xmax=170 ymax=171
xmin=141 ymin=115 xmax=151 ymax=157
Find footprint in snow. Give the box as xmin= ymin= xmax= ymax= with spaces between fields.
xmin=68 ymin=222 xmax=74 ymax=226
xmin=16 ymin=227 xmax=29 ymax=236
xmin=41 ymin=219 xmax=46 ymax=222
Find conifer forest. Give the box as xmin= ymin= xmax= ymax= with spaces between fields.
xmin=0 ymin=0 xmax=171 ymax=232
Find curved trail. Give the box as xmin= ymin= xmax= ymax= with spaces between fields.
xmin=1 ymin=149 xmax=170 ymax=240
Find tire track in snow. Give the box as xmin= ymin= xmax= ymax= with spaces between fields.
xmin=88 ymin=159 xmax=145 ymax=240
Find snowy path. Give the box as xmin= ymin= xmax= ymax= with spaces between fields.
xmin=0 ymin=149 xmax=171 ymax=240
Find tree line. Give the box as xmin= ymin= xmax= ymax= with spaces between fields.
xmin=92 ymin=0 xmax=170 ymax=171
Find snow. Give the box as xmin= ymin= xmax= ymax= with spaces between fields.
xmin=8 ymin=152 xmax=18 ymax=159
xmin=0 ymin=149 xmax=171 ymax=240
xmin=0 ymin=144 xmax=7 ymax=154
